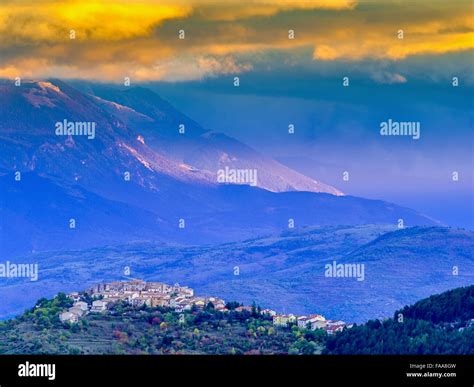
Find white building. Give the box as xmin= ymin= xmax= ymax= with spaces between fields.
xmin=297 ymin=316 xmax=310 ymax=328
xmin=69 ymin=307 xmax=86 ymax=317
xmin=298 ymin=314 xmax=326 ymax=329
xmin=67 ymin=292 xmax=81 ymax=302
xmin=59 ymin=311 xmax=78 ymax=324
xmin=73 ymin=301 xmax=88 ymax=312
xmin=91 ymin=300 xmax=108 ymax=313
xmin=273 ymin=314 xmax=297 ymax=326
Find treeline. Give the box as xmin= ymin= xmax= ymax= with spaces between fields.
xmin=324 ymin=286 xmax=474 ymax=354
xmin=324 ymin=318 xmax=473 ymax=354
xmin=396 ymin=285 xmax=474 ymax=323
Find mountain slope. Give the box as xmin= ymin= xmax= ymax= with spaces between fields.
xmin=82 ymin=83 xmax=344 ymax=195
xmin=325 ymin=285 xmax=474 ymax=354
xmin=0 ymin=79 xmax=439 ymax=257
xmin=1 ymin=79 xmax=340 ymax=194
xmin=0 ymin=172 xmax=171 ymax=256
xmin=0 ymin=225 xmax=471 ymax=321
xmin=0 ymin=170 xmax=439 ymax=258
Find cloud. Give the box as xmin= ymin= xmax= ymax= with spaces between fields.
xmin=0 ymin=0 xmax=472 ymax=81
xmin=141 ymin=55 xmax=253 ymax=81
xmin=186 ymin=0 xmax=356 ymax=21
xmin=371 ymin=72 xmax=407 ymax=84
xmin=313 ymin=45 xmax=339 ymax=61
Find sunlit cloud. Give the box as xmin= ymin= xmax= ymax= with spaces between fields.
xmin=0 ymin=1 xmax=191 ymax=42
xmin=0 ymin=0 xmax=472 ymax=81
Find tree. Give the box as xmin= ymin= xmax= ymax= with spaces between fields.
xmin=225 ymin=301 xmax=240 ymax=310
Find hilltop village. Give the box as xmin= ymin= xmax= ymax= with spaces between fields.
xmin=60 ymin=280 xmax=352 ymax=335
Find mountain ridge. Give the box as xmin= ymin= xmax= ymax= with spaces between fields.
xmin=0 ymin=79 xmax=343 ymax=195
xmin=0 ymin=79 xmax=440 ymax=258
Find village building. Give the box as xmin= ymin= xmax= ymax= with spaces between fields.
xmin=149 ymin=295 xmax=171 ymax=308
xmin=67 ymin=292 xmax=81 ymax=302
xmin=101 ymin=296 xmax=122 ymax=305
xmin=68 ymin=307 xmax=86 ymax=318
xmin=59 ymin=311 xmax=78 ymax=324
xmin=325 ymin=325 xmax=345 ymax=335
xmin=190 ymin=297 xmax=206 ymax=309
xmin=235 ymin=306 xmax=253 ymax=313
xmin=91 ymin=300 xmax=108 ymax=313
xmin=215 ymin=303 xmax=227 ymax=312
xmin=73 ymin=301 xmax=88 ymax=312
xmin=297 ymin=314 xmax=326 ymax=329
xmin=179 ymin=286 xmax=194 ymax=298
xmin=175 ymin=301 xmax=193 ymax=313
xmin=129 ymin=297 xmax=151 ymax=307
xmin=297 ymin=316 xmax=310 ymax=328
xmin=261 ymin=309 xmax=276 ymax=316
xmin=273 ymin=314 xmax=297 ymax=326
xmin=144 ymin=282 xmax=169 ymax=293
xmin=311 ymin=320 xmax=328 ymax=330
xmin=326 ymin=319 xmax=346 ymax=327
xmin=62 ymin=280 xmax=349 ymax=332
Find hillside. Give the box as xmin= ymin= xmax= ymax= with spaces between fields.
xmin=0 ymin=225 xmax=472 ymax=322
xmin=324 ymin=285 xmax=474 ymax=354
xmin=0 ymin=295 xmax=326 ymax=355
xmin=0 ymin=286 xmax=472 ymax=355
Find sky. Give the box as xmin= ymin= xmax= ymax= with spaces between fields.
xmin=148 ymin=68 xmax=473 ymax=228
xmin=0 ymin=0 xmax=473 ymax=82
xmin=1 ymin=0 xmax=473 ymax=227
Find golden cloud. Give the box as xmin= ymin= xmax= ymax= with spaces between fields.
xmin=0 ymin=1 xmax=191 ymax=42
xmin=0 ymin=0 xmax=472 ymax=81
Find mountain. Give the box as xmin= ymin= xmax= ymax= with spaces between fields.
xmin=0 ymin=172 xmax=172 ymax=255
xmin=0 ymin=169 xmax=439 ymax=258
xmin=0 ymin=79 xmax=439 ymax=257
xmin=84 ymin=84 xmax=344 ymax=195
xmin=0 ymin=225 xmax=471 ymax=321
xmin=0 ymin=79 xmax=342 ymax=196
